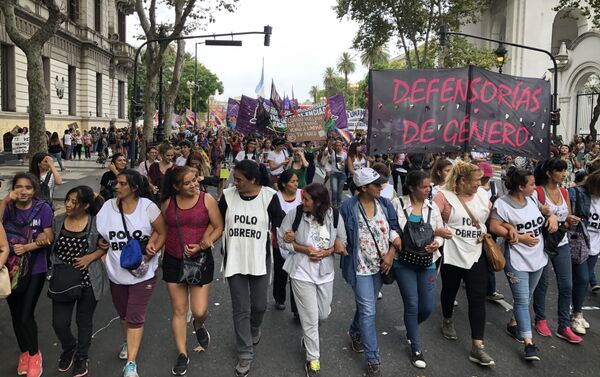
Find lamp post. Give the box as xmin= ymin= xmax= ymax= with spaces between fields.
xmin=186 ymin=80 xmax=195 ymax=112
xmin=438 ymin=24 xmax=560 ymax=139
xmin=494 ymin=43 xmax=507 ymax=73
xmin=129 ymin=26 xmax=273 ymax=167
xmin=349 ymin=83 xmax=359 ymax=109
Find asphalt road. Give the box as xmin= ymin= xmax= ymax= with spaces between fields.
xmin=1 ymin=160 xmax=599 ymax=377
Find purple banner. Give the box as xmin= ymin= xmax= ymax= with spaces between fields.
xmin=226 ymin=98 xmax=239 ymax=129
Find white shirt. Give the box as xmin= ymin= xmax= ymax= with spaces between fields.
xmin=97 ymin=198 xmax=161 ymax=285
xmin=290 ymin=218 xmax=334 ymax=284
xmin=235 ymin=151 xmax=258 ymax=163
xmin=175 ymin=156 xmax=188 ymax=167
xmin=533 ymin=187 xmax=569 ymax=246
xmin=588 ymin=197 xmax=600 ymax=256
xmin=64 ymin=134 xmax=72 ymax=146
xmin=380 ymin=183 xmax=395 ymax=200
xmin=268 ymin=150 xmax=288 ymax=176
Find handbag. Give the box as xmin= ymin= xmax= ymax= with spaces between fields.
xmin=397 ymin=198 xmax=434 ymax=268
xmin=542 ymin=224 xmax=567 ymax=257
xmin=118 ymin=202 xmax=143 ymax=270
xmin=174 ymin=195 xmax=209 ymax=285
xmin=457 ymin=196 xmax=506 ymax=272
xmin=358 ymin=203 xmax=395 ymax=285
xmin=0 ymin=265 xmax=11 ymax=299
xmin=568 ymin=187 xmax=590 ymax=264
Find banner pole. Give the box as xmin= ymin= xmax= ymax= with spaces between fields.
xmin=463 ymin=64 xmax=475 ymax=157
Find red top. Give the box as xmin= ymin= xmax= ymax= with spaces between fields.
xmin=164 ymin=192 xmax=209 ymax=259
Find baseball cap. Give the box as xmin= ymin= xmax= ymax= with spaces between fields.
xmin=353 ymin=168 xmax=388 ymax=187
xmin=479 ymin=162 xmax=493 ymax=178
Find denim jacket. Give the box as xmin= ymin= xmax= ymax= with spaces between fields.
xmin=568 ymin=186 xmax=591 ymax=225
xmin=50 ymin=214 xmax=110 ymax=300
xmin=339 ymin=196 xmax=401 ymax=288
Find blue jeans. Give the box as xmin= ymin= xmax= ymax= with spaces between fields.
xmin=587 ymin=255 xmax=598 ymax=287
xmin=533 ymin=244 xmax=572 ymax=330
xmin=349 ymin=273 xmax=382 ymax=362
xmin=504 ymin=253 xmax=543 ymax=339
xmin=572 ymin=260 xmax=590 ymax=312
xmin=330 ymin=171 xmax=346 ymax=208
xmin=51 ymin=152 xmax=64 ymax=171
xmin=393 ymin=261 xmax=436 ymax=352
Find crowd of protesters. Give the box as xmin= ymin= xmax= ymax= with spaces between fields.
xmin=1 ymin=123 xmax=600 ymax=377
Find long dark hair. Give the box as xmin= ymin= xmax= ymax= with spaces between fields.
xmin=65 ymin=185 xmax=105 ymax=216
xmin=29 ymin=152 xmax=51 ymax=178
xmin=161 ymin=166 xmax=195 ymax=202
xmin=303 ymin=183 xmax=330 ymax=225
xmin=277 ymin=169 xmax=297 ymax=191
xmin=504 ymin=167 xmax=533 ymax=193
xmin=584 ymin=169 xmax=600 ymax=197
xmin=12 ymin=172 xmax=41 ymax=199
xmin=534 ymin=157 xmax=567 ymax=186
xmin=234 ymin=159 xmax=271 ymax=187
xmin=404 ymin=170 xmax=429 ymax=197
xmin=431 ymin=158 xmax=452 ymax=186
xmin=118 ymin=169 xmax=153 ymax=200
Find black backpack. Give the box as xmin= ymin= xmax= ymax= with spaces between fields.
xmin=39 ymin=173 xmax=54 ymax=209
xmin=397 ymin=198 xmax=434 ymax=267
xmin=291 ymin=204 xmax=339 ymax=232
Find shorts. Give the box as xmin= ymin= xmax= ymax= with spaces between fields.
xmin=110 ymin=276 xmax=156 ymax=328
xmin=162 ymin=251 xmax=214 ymax=286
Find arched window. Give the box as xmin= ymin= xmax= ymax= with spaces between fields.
xmin=552 ymin=9 xmax=587 ymax=55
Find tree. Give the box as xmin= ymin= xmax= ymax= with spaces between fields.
xmin=309 ymin=86 xmax=320 ymax=104
xmin=337 ymin=52 xmax=356 ymax=91
xmin=336 ymin=0 xmax=490 ymax=69
xmin=360 ymin=45 xmax=389 ymax=69
xmin=554 ymin=1 xmax=600 ymax=28
xmin=0 ymin=0 xmax=66 ymax=153
xmin=323 ymin=67 xmax=339 ymax=97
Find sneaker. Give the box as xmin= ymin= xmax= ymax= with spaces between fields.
xmin=348 ymin=332 xmax=364 ymax=353
xmin=235 ymin=359 xmax=252 ymax=377
xmin=274 ymin=302 xmax=286 ymax=310
xmin=571 ymin=318 xmax=586 ymax=335
xmin=441 ymin=318 xmax=458 ymax=340
xmin=524 ymin=343 xmax=540 ymax=361
xmin=572 ymin=312 xmax=590 ymax=329
xmin=28 ymin=351 xmax=43 ymax=377
xmin=591 ymin=284 xmax=600 ymax=292
xmin=556 ymin=327 xmax=583 ymax=344
xmin=17 ymin=352 xmax=29 ymax=376
xmin=251 ymin=328 xmax=262 ymax=345
xmin=119 ymin=342 xmax=128 ymax=360
xmin=72 ymin=358 xmax=89 ymax=377
xmin=506 ymin=324 xmax=525 ymax=343
xmin=534 ymin=320 xmax=552 ymax=337
xmin=171 ymin=353 xmax=189 ymax=376
xmin=486 ymin=292 xmax=505 ymax=301
xmin=410 ymin=351 xmax=426 ymax=369
xmin=123 ymin=361 xmax=139 ymax=377
xmin=193 ymin=321 xmax=211 ymax=350
xmin=58 ymin=348 xmax=76 ymax=372
xmin=366 ymin=359 xmax=381 ymax=377
xmin=469 ymin=344 xmax=495 ymax=366
xmin=377 ymin=291 xmax=383 ymax=300
xmin=304 ymin=360 xmax=321 ymax=377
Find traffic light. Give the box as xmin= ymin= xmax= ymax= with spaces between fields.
xmin=550 ymin=108 xmax=560 ymax=126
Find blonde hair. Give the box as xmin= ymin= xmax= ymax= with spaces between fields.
xmin=444 ymin=160 xmax=481 ymax=193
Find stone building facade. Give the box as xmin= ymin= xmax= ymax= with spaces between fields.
xmin=462 ymin=0 xmax=600 ymax=142
xmin=0 ymin=0 xmax=136 ymax=151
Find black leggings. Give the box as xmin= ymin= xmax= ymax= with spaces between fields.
xmin=7 ymin=273 xmax=47 ymax=355
xmin=440 ymin=254 xmax=488 ymax=340
xmin=272 ymin=247 xmax=297 ymax=314
xmin=52 ymin=286 xmax=98 ymax=359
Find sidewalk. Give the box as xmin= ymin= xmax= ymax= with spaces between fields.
xmin=0 ymin=158 xmax=107 ymax=204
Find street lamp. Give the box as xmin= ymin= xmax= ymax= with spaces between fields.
xmin=349 ymin=83 xmax=359 ymax=109
xmin=186 ymin=80 xmax=195 ymax=112
xmin=494 ymin=43 xmax=507 ymax=73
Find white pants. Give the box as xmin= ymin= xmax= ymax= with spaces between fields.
xmin=290 ymin=278 xmax=334 ymax=361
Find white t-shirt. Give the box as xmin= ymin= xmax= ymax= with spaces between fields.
xmin=175 ymin=156 xmax=187 ymax=167
xmin=64 ymin=133 xmax=72 ymax=146
xmin=268 ymin=150 xmax=288 ymax=176
xmin=290 ymin=217 xmax=333 ymax=284
xmin=97 ymin=198 xmax=161 ymax=285
xmin=588 ymin=197 xmax=600 ymax=256
xmin=533 ymin=188 xmax=569 ymax=246
xmin=493 ymin=195 xmax=548 ymax=272
xmin=234 ymin=151 xmax=258 ymax=163
xmin=276 ymin=190 xmax=302 ymax=214
xmin=380 ymin=183 xmax=394 ymax=200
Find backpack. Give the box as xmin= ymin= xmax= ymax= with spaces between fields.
xmin=534 ymin=186 xmax=568 ymax=206
xmin=397 ymin=198 xmax=434 ymax=268
xmin=39 ymin=173 xmax=53 ymax=209
xmin=291 ymin=204 xmax=339 ymax=232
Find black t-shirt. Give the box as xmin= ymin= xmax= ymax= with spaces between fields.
xmin=100 ymin=171 xmax=117 ymax=200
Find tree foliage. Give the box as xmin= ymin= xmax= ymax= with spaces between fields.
xmin=337 ymin=52 xmax=356 ymax=91
xmin=554 ymin=0 xmax=600 ymax=28
xmin=360 ymin=46 xmax=390 ymax=69
xmin=335 ymin=0 xmax=491 ymax=69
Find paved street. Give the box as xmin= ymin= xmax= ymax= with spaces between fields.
xmin=0 ymin=159 xmax=599 ymax=377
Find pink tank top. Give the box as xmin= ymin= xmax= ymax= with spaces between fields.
xmin=165 ymin=192 xmax=209 ymax=259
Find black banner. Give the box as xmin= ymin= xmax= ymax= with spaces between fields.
xmin=367 ymin=67 xmax=551 ymax=159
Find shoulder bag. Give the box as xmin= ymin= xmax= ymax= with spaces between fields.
xmin=175 ymin=195 xmax=209 ymax=285
xmin=118 ymin=202 xmax=144 ymax=270
xmin=568 ymin=188 xmax=590 ymax=264
xmin=397 ymin=198 xmax=434 ymax=268
xmin=536 ymin=186 xmax=569 ymax=257
xmin=358 ymin=203 xmax=395 ymax=284
xmin=456 ymin=196 xmax=505 ymax=272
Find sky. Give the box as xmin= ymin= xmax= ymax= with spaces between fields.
xmin=126 ymin=0 xmax=369 ymax=103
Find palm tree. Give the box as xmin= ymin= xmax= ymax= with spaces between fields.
xmin=360 ymin=46 xmax=389 ymax=69
xmin=323 ymin=67 xmax=337 ymax=97
xmin=309 ymin=85 xmax=320 ymax=104
xmin=337 ymin=52 xmax=356 ymax=92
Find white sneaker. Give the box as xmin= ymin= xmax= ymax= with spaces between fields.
xmin=377 ymin=291 xmax=383 ymax=300
xmin=119 ymin=342 xmax=128 ymax=360
xmin=581 ymin=316 xmax=590 ymax=329
xmin=571 ymin=318 xmax=586 ymax=335
xmin=123 ymin=361 xmax=139 ymax=377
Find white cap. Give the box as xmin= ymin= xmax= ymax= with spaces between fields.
xmin=353 ymin=167 xmax=388 ymax=187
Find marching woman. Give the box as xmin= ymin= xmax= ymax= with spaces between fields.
xmin=234 ymin=138 xmax=260 ymax=163
xmin=346 ymin=142 xmax=368 ymax=195
xmin=430 ymin=158 xmax=452 ymax=199
xmin=532 ymin=158 xmax=583 ymax=343
xmin=277 ymin=183 xmax=347 ymax=377
xmin=148 ymin=143 xmax=176 ymax=202
xmin=433 ymin=161 xmax=495 ymax=366
xmin=50 ymin=186 xmax=109 ymax=376
xmin=100 ymin=153 xmax=127 ymax=201
xmin=29 ymin=152 xmax=63 ymax=206
xmin=273 ymin=169 xmax=302 ymax=313
xmin=219 ymin=160 xmax=285 ymax=377
xmin=286 ymin=148 xmax=309 ymax=189
xmin=340 ymin=168 xmax=401 ymax=377
xmin=393 ymin=170 xmax=444 ymax=369
xmin=160 ymin=166 xmax=224 ymax=375
xmin=2 ymin=172 xmax=53 ymax=377
xmin=489 ymin=168 xmax=552 ymax=361
xmin=95 ymin=170 xmax=167 ymax=377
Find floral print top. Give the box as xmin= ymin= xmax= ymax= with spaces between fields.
xmin=356 ymin=200 xmax=397 ymax=276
